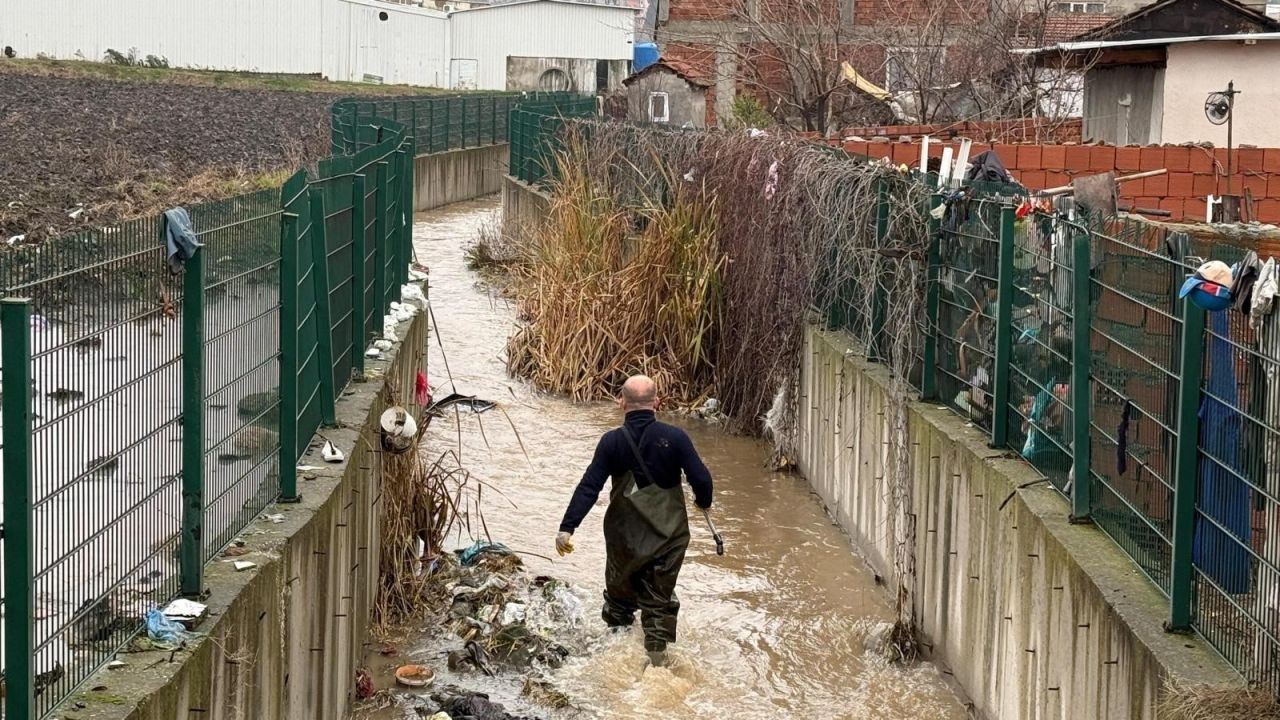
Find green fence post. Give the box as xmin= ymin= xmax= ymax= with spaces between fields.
xmin=352 ymin=173 xmax=368 ymax=372
xmin=374 ymin=161 xmax=389 ymax=334
xmin=869 ymin=180 xmax=890 ymax=362
xmin=921 ymin=193 xmax=943 ymax=400
xmin=309 ymin=188 xmax=338 ymax=425
xmin=180 ymin=244 xmax=206 ymax=597
xmin=1070 ymin=227 xmax=1093 ymax=522
xmin=991 ymin=204 xmax=1016 ymax=448
xmin=2 ymin=297 xmax=35 ymax=719
xmin=279 ymin=211 xmax=301 ymax=503
xmin=401 ymin=143 xmax=414 ymax=285
xmin=1169 ymin=298 xmax=1206 ymax=630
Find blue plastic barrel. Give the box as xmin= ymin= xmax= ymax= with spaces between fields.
xmin=634 ymin=43 xmax=659 ymax=73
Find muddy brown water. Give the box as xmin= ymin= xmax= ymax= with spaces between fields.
xmin=359 ymin=198 xmax=969 ymax=720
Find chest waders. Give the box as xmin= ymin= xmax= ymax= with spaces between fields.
xmin=601 ymin=424 xmax=691 ymax=653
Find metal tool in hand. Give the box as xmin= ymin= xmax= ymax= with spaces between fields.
xmin=702 ymin=509 xmax=725 ymax=556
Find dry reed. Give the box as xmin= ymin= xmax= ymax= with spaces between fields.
xmin=1159 ymin=679 xmax=1280 ymax=719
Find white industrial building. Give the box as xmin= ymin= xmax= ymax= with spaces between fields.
xmin=0 ymin=0 xmax=637 ymax=91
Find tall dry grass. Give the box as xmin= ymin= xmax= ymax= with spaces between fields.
xmin=506 ymin=134 xmax=723 ymax=406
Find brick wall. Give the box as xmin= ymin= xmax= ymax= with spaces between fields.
xmin=840 ymin=138 xmax=1280 ymax=225
xmin=843 ymin=118 xmax=1083 ymax=144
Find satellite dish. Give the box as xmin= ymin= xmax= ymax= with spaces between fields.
xmin=1205 ymin=91 xmax=1232 ymax=125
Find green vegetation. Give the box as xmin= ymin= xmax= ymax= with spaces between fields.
xmin=727 ymin=95 xmax=773 ymax=130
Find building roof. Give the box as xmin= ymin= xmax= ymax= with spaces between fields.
xmin=623 ymin=57 xmax=713 ymax=88
xmin=1021 ymin=30 xmax=1280 ymax=53
xmin=449 ymin=0 xmax=638 ymax=13
xmin=1043 ymin=14 xmax=1115 ymax=44
xmin=1070 ymin=0 xmax=1280 ymax=42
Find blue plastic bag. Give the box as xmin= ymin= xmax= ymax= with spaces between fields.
xmin=145 ymin=608 xmax=191 ymax=648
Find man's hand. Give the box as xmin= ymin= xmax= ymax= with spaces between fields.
xmin=555 ymin=531 xmax=575 ymax=557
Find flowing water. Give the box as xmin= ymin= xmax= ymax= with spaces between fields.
xmin=361 ymin=198 xmax=970 ymax=720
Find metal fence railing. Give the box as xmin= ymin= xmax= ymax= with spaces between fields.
xmin=330 ymin=92 xmax=592 ymax=156
xmin=769 ymin=159 xmax=1280 ymax=692
xmin=0 ymin=103 xmax=421 ymax=718
xmin=508 ymin=97 xmax=600 ymax=187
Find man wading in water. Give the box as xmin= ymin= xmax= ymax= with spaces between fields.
xmin=555 ymin=375 xmax=714 ymax=667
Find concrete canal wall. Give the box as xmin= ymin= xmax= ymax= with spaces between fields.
xmin=796 ymin=327 xmax=1240 ymax=720
xmin=75 ymin=308 xmax=428 ymax=720
xmin=413 ymin=144 xmax=509 ymax=211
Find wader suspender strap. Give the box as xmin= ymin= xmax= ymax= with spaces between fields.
xmin=621 ymin=425 xmax=657 ymax=487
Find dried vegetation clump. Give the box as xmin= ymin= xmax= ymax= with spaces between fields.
xmin=1158 ymin=680 xmax=1280 ymax=720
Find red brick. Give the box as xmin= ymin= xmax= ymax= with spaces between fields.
xmin=1243 ymin=173 xmax=1268 ymax=198
xmin=1164 ymin=147 xmax=1191 ymax=173
xmin=1140 ymin=146 xmax=1164 ymax=170
xmin=1159 ymin=197 xmax=1184 ymax=216
xmin=1042 ymin=145 xmax=1066 ymax=170
xmin=1064 ymin=144 xmax=1091 ymax=172
xmin=1269 ymin=175 xmax=1280 ymax=198
xmin=1186 ymin=197 xmax=1209 ymax=220
xmin=1168 ymin=172 xmax=1195 ymax=197
xmin=1009 ymin=169 xmax=1023 ymax=183
xmin=893 ymin=143 xmax=916 ymax=165
xmin=1022 ymin=170 xmax=1048 ymax=189
xmin=867 ymin=144 xmax=892 ymax=160
xmin=1046 ymin=171 xmax=1070 ymax=188
xmin=1258 ymin=199 xmax=1280 ymax=224
xmin=1189 ymin=148 xmax=1216 ymax=174
xmin=1143 ymin=173 xmax=1169 ymax=196
xmin=1265 ymin=149 xmax=1280 ymax=174
xmin=1017 ymin=144 xmax=1043 ymax=171
xmin=1091 ymin=145 xmax=1117 ymax=171
xmin=1194 ymin=173 xmax=1218 ymax=196
xmin=843 ymin=141 xmax=868 ymax=156
xmin=1115 ymin=146 xmax=1141 ymax=171
xmin=1237 ymin=148 xmax=1266 ymax=173
xmin=992 ymin=144 xmax=1018 ymax=168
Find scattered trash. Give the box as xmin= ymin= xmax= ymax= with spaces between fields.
xmin=374 ymin=339 xmax=394 ymax=351
xmin=365 ymin=347 xmax=384 ymax=359
xmin=107 ymin=660 xmax=127 ymax=670
xmin=7 ymin=234 xmax=24 ymax=245
xmin=296 ymin=464 xmax=322 ymax=471
xmin=162 ymin=599 xmax=207 ymax=628
xmin=68 ymin=205 xmax=85 ymax=220
xmin=416 ymin=371 xmax=431 ymax=405
xmin=223 ymin=545 xmax=250 ymax=558
xmin=395 ymin=664 xmax=436 ymax=688
xmin=457 ymin=541 xmax=514 ymax=567
xmin=428 ymin=393 xmax=496 ymax=415
xmin=146 ymin=608 xmax=192 ymax=647
xmin=322 ymin=440 xmax=345 ymax=463
xmin=356 ymin=668 xmax=375 ymax=700
xmin=233 ymin=561 xmax=257 ymax=572
xmin=47 ymin=387 xmax=85 ymax=402
xmin=401 ymin=284 xmax=428 ymax=309
xmin=380 ymin=644 xmax=399 ymax=656
xmin=264 ymin=513 xmax=285 ymax=524
xmin=380 ymin=406 xmax=419 ymax=454
xmin=383 ymin=324 xmax=400 ymax=343
xmin=427 ymin=714 xmax=451 ymax=720
xmin=435 ymin=688 xmax=535 ymax=720
xmin=499 ymin=603 xmax=526 ymax=626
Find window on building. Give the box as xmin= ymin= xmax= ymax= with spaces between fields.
xmin=1056 ymin=1 xmax=1105 ymax=12
xmin=1268 ymin=1 xmax=1280 ymax=19
xmin=885 ymin=48 xmax=918 ymax=91
xmin=648 ymin=92 xmax=670 ymax=123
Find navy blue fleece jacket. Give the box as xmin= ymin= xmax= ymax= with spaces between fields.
xmin=559 ymin=410 xmax=713 ymax=534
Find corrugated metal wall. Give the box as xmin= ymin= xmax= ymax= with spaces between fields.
xmin=0 ymin=0 xmax=633 ymax=90
xmin=450 ymin=1 xmax=634 ymax=90
xmin=0 ymin=0 xmax=324 ymax=73
xmin=322 ymin=0 xmax=448 ymax=87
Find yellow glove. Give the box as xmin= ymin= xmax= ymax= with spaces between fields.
xmin=555 ymin=531 xmax=575 ymax=557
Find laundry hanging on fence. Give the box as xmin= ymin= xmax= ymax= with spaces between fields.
xmin=163 ymin=207 xmax=202 ymax=274
xmin=1193 ymin=310 xmax=1251 ymax=594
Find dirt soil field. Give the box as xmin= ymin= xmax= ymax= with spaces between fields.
xmin=0 ymin=61 xmax=437 ymax=242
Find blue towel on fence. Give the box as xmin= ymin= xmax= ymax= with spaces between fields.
xmin=1193 ymin=311 xmax=1251 ymax=594
xmin=163 ymin=207 xmax=202 ymax=274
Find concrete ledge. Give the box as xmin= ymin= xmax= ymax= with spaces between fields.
xmin=500 ymin=174 xmax=551 ymax=245
xmin=71 ymin=307 xmax=428 ymax=720
xmin=413 ymin=145 xmax=509 ymax=211
xmin=797 ymin=327 xmax=1239 ymax=720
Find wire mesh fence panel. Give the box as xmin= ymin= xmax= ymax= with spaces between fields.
xmin=283 ymin=173 xmax=327 ymax=463
xmin=0 ymin=216 xmax=184 ymax=717
xmin=315 ymin=158 xmax=359 ymax=395
xmin=1085 ymin=220 xmax=1184 ymax=594
xmin=934 ymin=198 xmax=1003 ymax=433
xmin=196 ymin=190 xmax=284 ymax=561
xmin=1190 ymin=240 xmax=1280 ymax=695
xmin=384 ymin=150 xmax=404 ymax=311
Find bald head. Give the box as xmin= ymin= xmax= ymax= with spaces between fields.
xmin=620 ymin=375 xmax=658 ymax=411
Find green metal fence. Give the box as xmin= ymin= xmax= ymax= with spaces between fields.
xmin=331 ymin=92 xmax=590 ymax=156
xmin=811 ymin=171 xmax=1280 ymax=693
xmin=507 ymin=97 xmax=600 ymax=187
xmin=0 ymin=109 xmax=416 ymax=718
